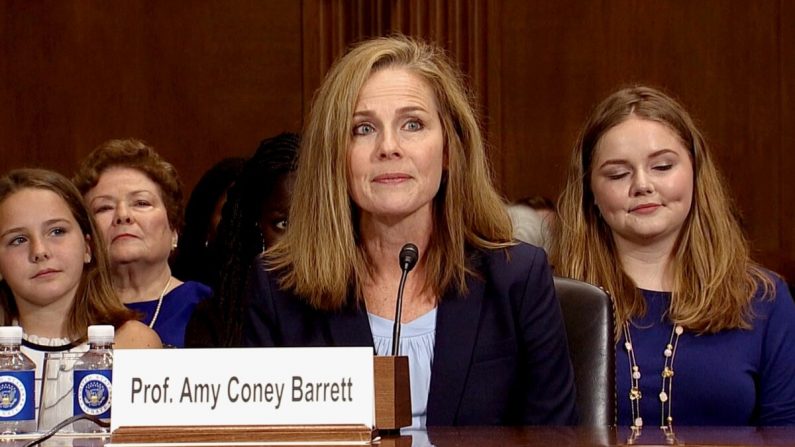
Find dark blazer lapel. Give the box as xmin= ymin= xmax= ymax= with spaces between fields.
xmin=325 ymin=301 xmax=375 ymax=349
xmin=426 ymin=275 xmax=486 ymax=425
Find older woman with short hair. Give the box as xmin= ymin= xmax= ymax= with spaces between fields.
xmin=244 ymin=36 xmax=576 ymax=428
xmin=74 ymin=139 xmax=211 ymax=348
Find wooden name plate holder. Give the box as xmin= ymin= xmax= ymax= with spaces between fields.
xmin=111 ymin=424 xmax=374 ymax=444
xmin=374 ymin=356 xmax=412 ymax=431
xmin=110 ymin=356 xmax=411 ymax=444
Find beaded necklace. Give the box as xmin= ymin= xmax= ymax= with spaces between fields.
xmin=623 ymin=321 xmax=684 ymax=444
xmin=148 ymin=277 xmax=172 ymax=328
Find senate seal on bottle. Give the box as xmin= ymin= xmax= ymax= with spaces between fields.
xmin=77 ymin=373 xmax=112 ymax=416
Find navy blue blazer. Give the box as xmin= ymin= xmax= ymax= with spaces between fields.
xmin=243 ymin=243 xmax=577 ymax=426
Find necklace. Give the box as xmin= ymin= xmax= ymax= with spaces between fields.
xmin=16 ymin=326 xmax=83 ymax=351
xmin=22 ymin=338 xmax=81 ymax=352
xmin=148 ymin=277 xmax=172 ymax=328
xmin=623 ymin=321 xmax=684 ymax=443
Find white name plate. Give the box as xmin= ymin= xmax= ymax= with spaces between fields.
xmin=111 ymin=347 xmax=374 ymax=431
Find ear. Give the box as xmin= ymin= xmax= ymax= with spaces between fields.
xmin=171 ymin=232 xmax=179 ymax=250
xmin=84 ymin=234 xmax=92 ymax=264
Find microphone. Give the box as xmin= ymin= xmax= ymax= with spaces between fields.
xmin=399 ymin=243 xmax=419 ymax=272
xmin=391 ymin=243 xmax=419 ymax=356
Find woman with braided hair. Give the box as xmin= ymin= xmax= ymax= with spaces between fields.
xmin=185 ymin=132 xmax=299 ymax=347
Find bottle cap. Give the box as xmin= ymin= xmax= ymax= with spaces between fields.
xmin=0 ymin=326 xmax=23 ymax=344
xmin=87 ymin=325 xmax=115 ymax=344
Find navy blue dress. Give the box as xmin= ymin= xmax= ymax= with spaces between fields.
xmin=617 ymin=275 xmax=795 ymax=426
xmin=127 ymin=280 xmax=212 ymax=348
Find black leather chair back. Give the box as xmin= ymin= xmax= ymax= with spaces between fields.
xmin=554 ymin=277 xmax=615 ymax=426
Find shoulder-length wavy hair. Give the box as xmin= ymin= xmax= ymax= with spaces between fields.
xmin=269 ymin=35 xmax=513 ymax=311
xmin=0 ymin=168 xmax=137 ymax=340
xmin=73 ymin=139 xmax=184 ymax=232
xmin=552 ymin=85 xmax=772 ymax=336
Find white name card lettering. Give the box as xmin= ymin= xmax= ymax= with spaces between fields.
xmin=111 ymin=347 xmax=374 ymax=431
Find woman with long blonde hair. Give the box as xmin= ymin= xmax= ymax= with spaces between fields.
xmin=552 ymin=86 xmax=795 ymax=430
xmin=244 ymin=35 xmax=576 ymax=427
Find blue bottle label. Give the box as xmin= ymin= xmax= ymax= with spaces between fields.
xmin=0 ymin=371 xmax=35 ymax=421
xmin=73 ymin=369 xmax=112 ymax=419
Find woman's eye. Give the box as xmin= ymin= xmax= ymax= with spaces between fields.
xmin=133 ymin=200 xmax=151 ymax=207
xmin=607 ymin=172 xmax=628 ymax=180
xmin=93 ymin=205 xmax=113 ymax=213
xmin=50 ymin=227 xmax=67 ymax=237
xmin=274 ymin=219 xmax=288 ymax=231
xmin=653 ymin=163 xmax=673 ymax=171
xmin=353 ymin=123 xmax=375 ymax=136
xmin=403 ymin=120 xmax=423 ymax=131
xmin=8 ymin=236 xmax=27 ymax=246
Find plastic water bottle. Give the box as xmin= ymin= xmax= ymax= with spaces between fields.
xmin=0 ymin=326 xmax=36 ymax=434
xmin=73 ymin=325 xmax=113 ymax=433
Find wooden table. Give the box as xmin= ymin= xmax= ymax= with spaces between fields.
xmin=4 ymin=426 xmax=794 ymax=446
xmin=391 ymin=426 xmax=795 ymax=447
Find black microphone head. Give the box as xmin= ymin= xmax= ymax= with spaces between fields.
xmin=399 ymin=243 xmax=419 ymax=272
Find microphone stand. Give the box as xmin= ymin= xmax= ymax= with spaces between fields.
xmin=390 ymin=268 xmax=410 ymax=356
xmin=374 ymin=243 xmax=417 ymax=432
xmin=390 ymin=243 xmax=418 ymax=356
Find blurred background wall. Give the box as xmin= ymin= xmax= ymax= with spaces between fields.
xmin=1 ymin=0 xmax=793 ymax=279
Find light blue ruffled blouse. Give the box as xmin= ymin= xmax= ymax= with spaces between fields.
xmin=368 ymin=308 xmax=437 ymax=430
